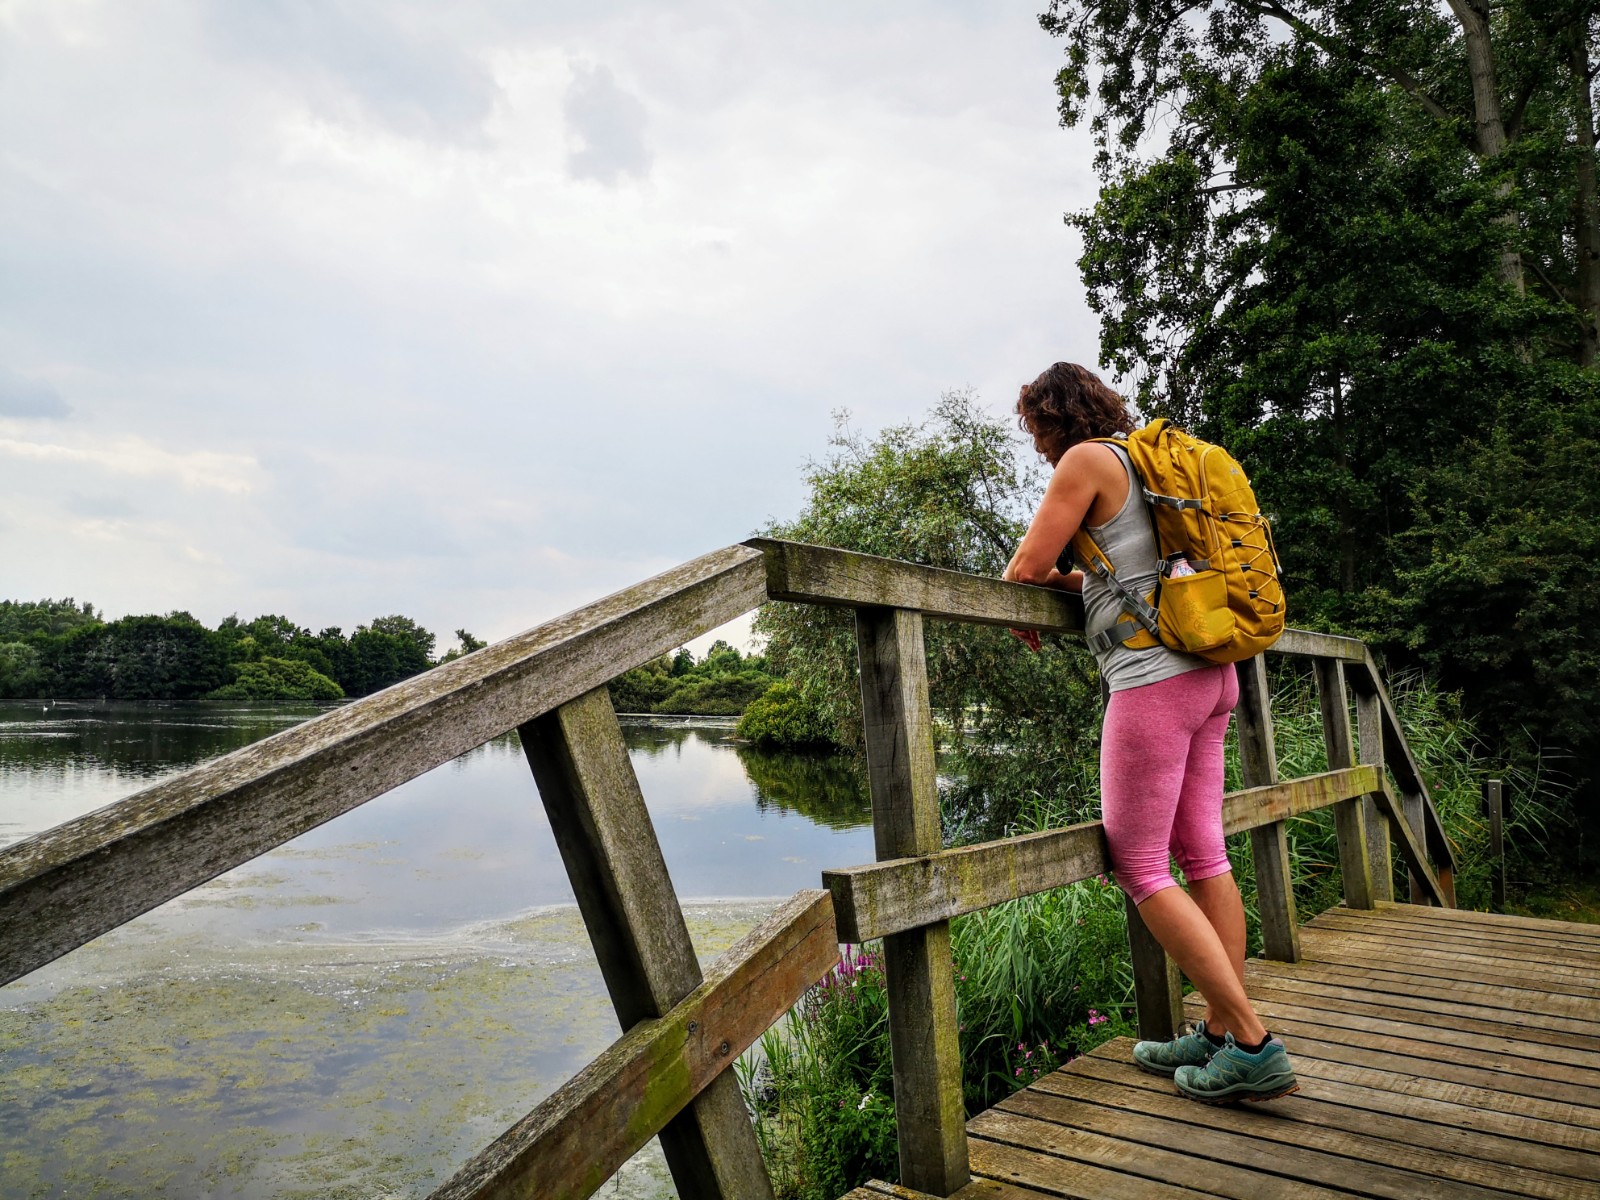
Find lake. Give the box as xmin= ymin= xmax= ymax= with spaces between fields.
xmin=0 ymin=700 xmax=875 ymax=1199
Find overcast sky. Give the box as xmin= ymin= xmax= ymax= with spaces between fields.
xmin=0 ymin=0 xmax=1103 ymax=655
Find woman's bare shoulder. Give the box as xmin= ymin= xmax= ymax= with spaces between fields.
xmin=1058 ymin=439 xmax=1125 ymax=478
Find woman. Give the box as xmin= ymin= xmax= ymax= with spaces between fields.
xmin=1001 ymin=361 xmax=1297 ymax=1104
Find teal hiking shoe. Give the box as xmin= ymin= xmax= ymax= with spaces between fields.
xmin=1130 ymin=1020 xmax=1219 ymax=1077
xmin=1173 ymin=1033 xmax=1299 ymax=1104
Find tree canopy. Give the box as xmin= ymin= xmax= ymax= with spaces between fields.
xmin=1043 ymin=0 xmax=1600 ymax=807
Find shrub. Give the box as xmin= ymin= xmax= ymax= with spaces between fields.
xmin=209 ymin=657 xmax=344 ymax=703
xmin=737 ymin=683 xmax=836 ymax=749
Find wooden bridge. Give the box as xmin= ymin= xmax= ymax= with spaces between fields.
xmin=2 ymin=537 xmax=1594 ymax=1199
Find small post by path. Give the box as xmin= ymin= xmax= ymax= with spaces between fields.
xmin=1482 ymin=778 xmax=1506 ymax=911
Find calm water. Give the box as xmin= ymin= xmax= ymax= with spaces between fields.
xmin=0 ymin=701 xmax=874 ymax=1199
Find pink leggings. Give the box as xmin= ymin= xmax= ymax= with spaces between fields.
xmin=1101 ymin=664 xmax=1240 ymax=905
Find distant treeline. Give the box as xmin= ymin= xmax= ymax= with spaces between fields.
xmin=0 ymin=599 xmax=784 ymax=718
xmin=607 ymin=641 xmax=776 ymax=716
xmin=0 ymin=599 xmax=485 ymax=703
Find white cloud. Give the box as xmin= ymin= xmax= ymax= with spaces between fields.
xmin=0 ymin=428 xmax=259 ymax=492
xmin=0 ymin=0 xmax=1104 ymax=643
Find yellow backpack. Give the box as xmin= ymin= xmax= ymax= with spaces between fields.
xmin=1070 ymin=420 xmax=1286 ymax=665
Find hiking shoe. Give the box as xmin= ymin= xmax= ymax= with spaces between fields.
xmin=1174 ymin=1033 xmax=1299 ymax=1104
xmin=1131 ymin=1020 xmax=1219 ymax=1077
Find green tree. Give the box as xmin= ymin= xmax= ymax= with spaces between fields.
xmin=209 ymin=657 xmax=344 ymax=703
xmin=756 ymin=393 xmax=1104 ymax=834
xmin=1043 ymin=1 xmax=1600 ymax=811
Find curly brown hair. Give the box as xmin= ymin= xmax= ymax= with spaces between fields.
xmin=1016 ymin=362 xmax=1135 ymax=462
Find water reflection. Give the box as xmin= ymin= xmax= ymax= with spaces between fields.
xmin=0 ymin=703 xmax=877 ymax=1200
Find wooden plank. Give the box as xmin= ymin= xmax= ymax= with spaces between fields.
xmin=1344 ymin=905 xmax=1600 ymax=952
xmin=1292 ymin=936 xmax=1600 ymax=1002
xmin=0 ymin=543 xmax=767 ymax=988
xmin=1179 ymin=1001 xmax=1600 ymax=1116
xmin=1352 ymin=651 xmax=1458 ymax=877
xmin=1369 ymin=780 xmax=1447 ymax=907
xmin=1354 ymin=682 xmax=1395 ymax=904
xmin=1197 ymin=989 xmax=1600 ymax=1078
xmin=520 ymin=687 xmax=773 ymax=1199
xmin=968 ymin=1137 xmax=1219 ymax=1199
xmin=1314 ymin=659 xmax=1374 ymax=910
xmin=1087 ymin=1037 xmax=1600 ymax=1155
xmin=971 ymin=1111 xmax=1357 ymax=1200
xmin=1267 ymin=947 xmax=1600 ymax=1017
xmin=1283 ymin=1051 xmax=1600 ymax=1148
xmin=860 ymin=1179 xmax=1057 ymax=1200
xmin=1485 ymin=779 xmax=1506 ymax=909
xmin=1307 ymin=910 xmax=1600 ymax=969
xmin=1267 ymin=628 xmax=1367 ymax=662
xmin=1228 ymin=980 xmax=1600 ymax=1068
xmin=1242 ymin=960 xmax=1600 ymax=1045
xmin=1004 ymin=1073 xmax=1564 ymax=1200
xmin=1067 ymin=1047 xmax=1600 ymax=1188
xmin=1235 ymin=655 xmax=1300 ymax=961
xmin=1220 ymin=767 xmax=1380 ymax=836
xmin=1299 ymin=925 xmax=1600 ymax=991
xmin=823 ymin=769 xmax=1374 ymax=942
xmin=1124 ymin=891 xmax=1183 ymax=1042
xmin=749 ymin=538 xmax=1085 ymax=634
xmin=1355 ymin=912 xmax=1600 ymax=957
xmin=427 ymin=890 xmax=836 ymax=1200
xmin=1374 ymin=900 xmax=1600 ymax=942
xmin=855 ymin=606 xmax=969 ymax=1196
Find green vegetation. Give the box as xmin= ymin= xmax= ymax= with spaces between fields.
xmin=0 ymin=602 xmax=484 ymax=703
xmin=743 ymin=672 xmax=1567 ymax=1198
xmin=736 ymin=683 xmax=836 ymax=749
xmin=1042 ymin=0 xmax=1600 ymax=839
xmin=607 ymin=640 xmax=776 ymax=716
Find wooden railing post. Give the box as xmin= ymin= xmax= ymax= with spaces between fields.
xmin=854 ymin=606 xmax=969 ymax=1197
xmin=1484 ymin=778 xmax=1506 ymax=910
xmin=1235 ymin=655 xmax=1301 ymax=961
xmin=1352 ymin=685 xmax=1396 ymax=903
xmin=1315 ymin=659 xmax=1375 ymax=910
xmin=519 ymin=687 xmax=774 ymax=1200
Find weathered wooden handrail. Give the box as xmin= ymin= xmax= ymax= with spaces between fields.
xmin=0 ymin=535 xmax=1463 ymax=1200
xmin=0 ymin=544 xmax=768 ymax=989
xmin=825 ymin=767 xmax=1381 ymax=942
xmin=431 ymin=890 xmax=838 ymax=1200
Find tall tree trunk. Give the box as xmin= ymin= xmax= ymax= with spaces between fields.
xmin=1573 ymin=25 xmax=1600 ymax=366
xmin=1332 ymin=372 xmax=1356 ymax=594
xmin=1448 ymin=0 xmax=1527 ymax=293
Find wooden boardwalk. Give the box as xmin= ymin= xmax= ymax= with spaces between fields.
xmin=846 ymin=902 xmax=1600 ymax=1200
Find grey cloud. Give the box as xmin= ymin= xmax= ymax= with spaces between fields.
xmin=205 ymin=0 xmax=496 ymax=139
xmin=0 ymin=367 xmax=69 ymax=419
xmin=565 ymin=64 xmax=652 ymax=186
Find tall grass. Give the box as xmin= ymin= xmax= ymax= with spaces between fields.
xmin=742 ymin=667 xmax=1570 ymax=1198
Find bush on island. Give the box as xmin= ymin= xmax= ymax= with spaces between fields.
xmin=736 ymin=682 xmax=837 ymax=749
xmin=209 ymin=657 xmax=344 ymax=703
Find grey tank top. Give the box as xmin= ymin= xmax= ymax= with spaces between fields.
xmin=1080 ymin=443 xmax=1211 ymax=693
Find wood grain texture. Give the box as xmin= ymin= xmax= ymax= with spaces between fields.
xmin=0 ymin=543 xmax=767 ymax=987
xmin=824 ymin=769 xmax=1375 ymax=943
xmin=1268 ymin=628 xmax=1367 ymax=662
xmin=749 ymin=538 xmax=1085 ymax=634
xmin=1314 ymin=659 xmax=1374 ymax=910
xmin=520 ymin=687 xmax=773 ymax=1199
xmin=855 ymin=606 xmax=969 ymax=1196
xmin=1053 ymin=1051 xmax=1600 ymax=1197
xmin=1235 ymin=655 xmax=1300 ymax=961
xmin=427 ymin=890 xmax=836 ymax=1200
xmin=1369 ymin=779 xmax=1448 ymax=908
xmin=1354 ymin=684 xmax=1396 ymax=904
xmin=1353 ymin=650 xmax=1458 ymax=875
